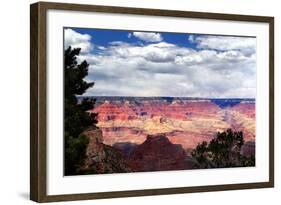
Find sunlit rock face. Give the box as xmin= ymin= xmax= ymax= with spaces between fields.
xmin=87 ymin=97 xmax=255 ymax=152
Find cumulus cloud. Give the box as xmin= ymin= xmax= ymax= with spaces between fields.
xmin=130 ymin=32 xmax=163 ymax=42
xmin=71 ymin=30 xmax=256 ymax=98
xmin=81 ymin=44 xmax=255 ymax=98
xmin=106 ymin=41 xmax=191 ymax=63
xmin=64 ymin=28 xmax=93 ymax=53
xmin=189 ymin=35 xmax=256 ymax=56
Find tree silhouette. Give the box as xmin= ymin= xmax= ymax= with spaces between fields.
xmin=191 ymin=129 xmax=255 ymax=168
xmin=64 ymin=46 xmax=98 ymax=175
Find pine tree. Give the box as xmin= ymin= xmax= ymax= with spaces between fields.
xmin=191 ymin=129 xmax=255 ymax=168
xmin=64 ymin=46 xmax=98 ymax=175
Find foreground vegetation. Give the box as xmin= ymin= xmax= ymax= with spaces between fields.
xmin=64 ymin=46 xmax=97 ymax=175
xmin=191 ymin=129 xmax=255 ymax=168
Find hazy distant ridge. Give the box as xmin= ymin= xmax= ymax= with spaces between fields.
xmin=77 ymin=96 xmax=255 ymax=108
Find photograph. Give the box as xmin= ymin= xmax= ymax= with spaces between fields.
xmin=63 ymin=27 xmax=256 ymax=176
xmin=29 ymin=2 xmax=274 ymax=202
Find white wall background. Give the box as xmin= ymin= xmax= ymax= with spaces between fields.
xmin=0 ymin=0 xmax=279 ymax=204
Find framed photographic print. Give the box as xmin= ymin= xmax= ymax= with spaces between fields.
xmin=30 ymin=1 xmax=274 ymax=202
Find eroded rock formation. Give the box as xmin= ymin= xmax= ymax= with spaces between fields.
xmin=90 ymin=98 xmax=256 ymax=150
xmin=127 ymin=134 xmax=198 ymax=172
xmin=80 ymin=126 xmax=131 ymax=174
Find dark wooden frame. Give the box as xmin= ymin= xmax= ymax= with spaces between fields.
xmin=30 ymin=1 xmax=274 ymax=202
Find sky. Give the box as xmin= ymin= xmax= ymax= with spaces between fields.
xmin=64 ymin=27 xmax=256 ymax=98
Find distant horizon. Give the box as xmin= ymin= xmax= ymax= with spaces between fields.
xmin=77 ymin=95 xmax=255 ymax=100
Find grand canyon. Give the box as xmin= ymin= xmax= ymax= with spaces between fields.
xmin=64 ymin=29 xmax=257 ymax=175
xmin=77 ymin=97 xmax=256 ymax=174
